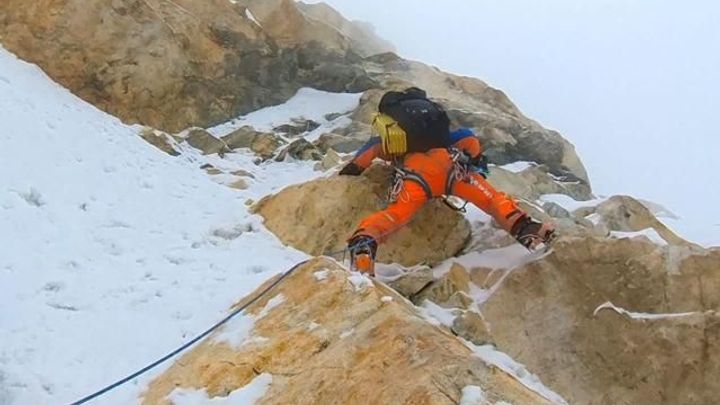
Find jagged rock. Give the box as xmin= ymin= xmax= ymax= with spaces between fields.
xmin=314 ymin=148 xmax=342 ymax=171
xmin=384 ymin=266 xmax=434 ymax=298
xmin=222 ymin=127 xmax=284 ymax=159
xmin=185 ymin=128 xmax=230 ymax=155
xmin=251 ymin=133 xmax=284 ymax=159
xmin=275 ymin=139 xmax=323 ymax=161
xmin=231 ymin=169 xmax=255 ymax=179
xmin=273 ymin=119 xmax=320 ymax=136
xmin=452 ymin=311 xmax=493 ymax=346
xmin=314 ymin=133 xmax=367 ymax=154
xmin=580 ymin=195 xmax=691 ymax=246
xmin=222 ymin=126 xmax=262 ymax=149
xmin=542 ymin=202 xmax=571 ymax=218
xmin=487 ymin=165 xmax=592 ymax=201
xmin=200 ymin=164 xmax=223 ymax=175
xmin=141 ymin=258 xmax=554 ymax=405
xmin=138 ymin=128 xmax=180 ymax=156
xmin=229 ymin=178 xmax=249 ymax=190
xmin=253 ymin=164 xmax=471 ymax=266
xmin=414 ymin=264 xmax=474 ymax=309
xmin=477 ymin=237 xmax=720 ymax=405
xmin=294 ymin=2 xmax=396 ymax=56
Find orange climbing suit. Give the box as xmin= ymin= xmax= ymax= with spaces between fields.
xmin=349 ymin=134 xmax=526 ymax=243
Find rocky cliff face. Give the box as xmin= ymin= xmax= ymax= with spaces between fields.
xmin=0 ymin=0 xmax=588 ymax=184
xmin=0 ymin=0 xmax=374 ymax=132
xmin=142 ymin=258 xmax=557 ymax=405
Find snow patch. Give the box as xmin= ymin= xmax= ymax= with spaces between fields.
xmin=497 ymin=161 xmax=535 ymax=173
xmin=245 ymin=8 xmax=262 ymax=27
xmin=206 ymin=88 xmax=361 ymax=137
xmin=469 ymin=344 xmax=568 ymax=405
xmin=168 ymin=372 xmax=272 ymax=404
xmin=340 ymin=329 xmax=355 ymax=339
xmin=213 ymin=294 xmax=285 ymax=348
xmin=433 ymin=244 xmax=544 ymax=278
xmin=307 ymin=321 xmax=320 ymax=331
xmin=593 ymin=301 xmax=699 ymax=320
xmin=347 ymin=273 xmax=373 ymax=292
xmin=313 ymin=269 xmax=330 ymax=282
xmin=610 ymin=228 xmax=667 ymax=246
xmin=538 ymin=193 xmax=606 ymax=212
xmin=459 ymin=385 xmax=486 ymax=405
xmin=381 ymin=296 xmax=394 ymax=303
xmin=418 ymin=300 xmax=457 ymax=327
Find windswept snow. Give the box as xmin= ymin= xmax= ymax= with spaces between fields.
xmin=538 ymin=193 xmax=606 ymax=212
xmin=433 ymin=244 xmax=546 ymax=278
xmin=497 ymin=161 xmax=535 ymax=173
xmin=469 ymin=344 xmax=568 ymax=405
xmin=593 ymin=301 xmax=699 ymax=320
xmin=610 ymin=228 xmax=668 ymax=246
xmin=0 ymin=46 xmax=350 ymax=404
xmin=168 ymin=372 xmax=272 ymax=404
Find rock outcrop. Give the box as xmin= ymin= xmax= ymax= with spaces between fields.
xmin=0 ymin=0 xmax=374 ymax=132
xmin=253 ymin=164 xmax=471 ymax=266
xmin=141 ymin=257 xmax=556 ymax=405
xmin=422 ymin=237 xmax=720 ymax=405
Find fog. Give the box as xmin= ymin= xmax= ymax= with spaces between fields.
xmin=305 ymin=0 xmax=720 ymax=245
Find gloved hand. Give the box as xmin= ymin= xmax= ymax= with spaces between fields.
xmin=339 ymin=162 xmax=364 ymax=176
xmin=462 ymin=153 xmax=490 ymax=178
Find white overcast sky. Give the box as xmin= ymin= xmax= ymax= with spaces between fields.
xmin=305 ymin=0 xmax=720 ymax=245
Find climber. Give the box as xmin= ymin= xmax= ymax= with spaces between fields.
xmin=339 ymin=87 xmax=556 ymax=275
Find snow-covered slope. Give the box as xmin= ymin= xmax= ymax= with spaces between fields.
xmin=0 ymin=47 xmax=348 ymax=404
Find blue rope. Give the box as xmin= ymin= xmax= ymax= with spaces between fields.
xmin=69 ymin=259 xmax=310 ymax=405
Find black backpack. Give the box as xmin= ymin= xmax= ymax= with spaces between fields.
xmin=376 ymin=87 xmax=451 ymax=155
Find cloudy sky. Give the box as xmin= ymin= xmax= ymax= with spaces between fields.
xmin=306 ymin=0 xmax=720 ymax=245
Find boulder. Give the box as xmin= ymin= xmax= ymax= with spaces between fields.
xmin=141 ymin=258 xmax=555 ymax=405
xmin=138 ymin=128 xmax=180 ymax=156
xmin=314 ymin=148 xmax=342 ymax=171
xmin=273 ymin=119 xmax=320 ymax=136
xmin=452 ymin=311 xmax=493 ymax=346
xmin=274 ymin=139 xmax=323 ymax=161
xmin=185 ymin=128 xmax=230 ymax=155
xmin=414 ymin=264 xmax=474 ymax=309
xmin=384 ymin=266 xmax=434 ymax=298
xmin=222 ymin=127 xmax=283 ymax=159
xmin=253 ymin=164 xmax=471 ymax=266
xmin=487 ymin=164 xmax=593 ymax=202
xmin=314 ymin=133 xmax=367 ymax=154
xmin=477 ymin=237 xmax=720 ymax=405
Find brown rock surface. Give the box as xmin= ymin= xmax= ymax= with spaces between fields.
xmin=141 ymin=257 xmax=555 ymax=405
xmin=253 ymin=164 xmax=471 ymax=266
xmin=477 ymin=237 xmax=720 ymax=404
xmin=185 ymin=128 xmax=230 ymax=155
xmin=0 ymin=0 xmax=373 ymax=132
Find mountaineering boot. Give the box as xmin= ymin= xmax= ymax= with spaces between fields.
xmin=348 ymin=235 xmax=378 ymax=276
xmin=511 ymin=216 xmax=557 ymax=251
